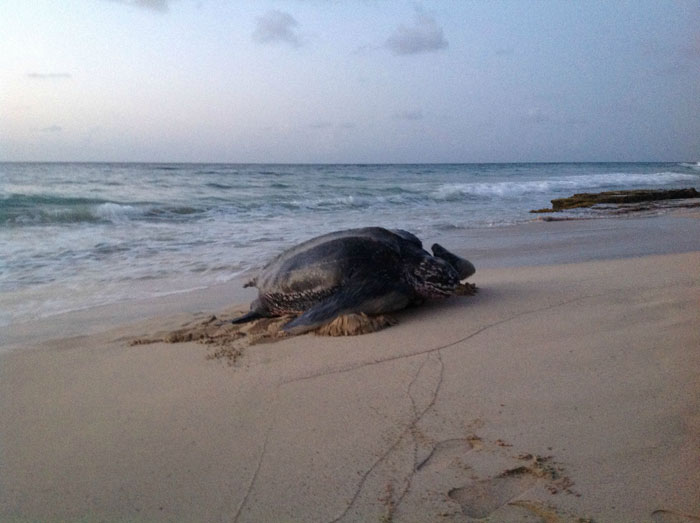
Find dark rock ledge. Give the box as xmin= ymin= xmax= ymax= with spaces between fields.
xmin=531 ymin=188 xmax=700 ymax=213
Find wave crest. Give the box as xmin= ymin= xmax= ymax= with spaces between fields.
xmin=0 ymin=194 xmax=201 ymax=226
xmin=431 ymin=171 xmax=697 ymax=200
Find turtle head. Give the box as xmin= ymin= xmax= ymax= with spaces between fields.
xmin=406 ymin=243 xmax=476 ymax=299
xmin=431 ymin=243 xmax=475 ymax=280
xmin=406 ymin=256 xmax=460 ymax=299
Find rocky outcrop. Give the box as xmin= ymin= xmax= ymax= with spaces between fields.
xmin=531 ymin=188 xmax=699 ymax=213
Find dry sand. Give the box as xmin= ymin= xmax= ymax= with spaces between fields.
xmin=1 ymin=222 xmax=699 ymax=522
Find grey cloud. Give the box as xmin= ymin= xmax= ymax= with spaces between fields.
xmin=40 ymin=125 xmax=63 ymax=133
xmin=106 ymin=0 xmax=171 ymax=11
xmin=27 ymin=72 xmax=72 ymax=79
xmin=253 ymin=10 xmax=301 ymax=47
xmin=393 ymin=110 xmax=423 ymax=121
xmin=385 ymin=9 xmax=447 ymax=55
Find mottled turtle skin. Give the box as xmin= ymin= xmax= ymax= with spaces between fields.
xmin=232 ymin=227 xmax=475 ymax=334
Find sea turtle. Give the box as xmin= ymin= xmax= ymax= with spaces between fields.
xmin=232 ymin=227 xmax=476 ymax=335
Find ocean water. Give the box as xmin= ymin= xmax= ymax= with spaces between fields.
xmin=1 ymin=162 xmax=699 ymax=327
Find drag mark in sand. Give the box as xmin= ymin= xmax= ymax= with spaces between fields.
xmin=299 ymin=292 xmax=607 ymax=522
xmin=232 ymin=398 xmax=277 ymax=523
xmin=230 ymin=348 xmax=448 ymax=523
xmin=245 ymin=293 xmax=608 ymax=522
xmin=284 ymin=291 xmax=609 ymax=387
xmin=415 ymin=438 xmax=474 ymax=471
xmin=393 ymin=351 xmax=447 ymax=512
xmin=228 ymin=349 xmax=446 ymax=523
xmin=328 ymin=351 xmax=445 ymax=523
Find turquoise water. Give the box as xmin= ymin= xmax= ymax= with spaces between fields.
xmin=1 ymin=162 xmax=698 ymax=325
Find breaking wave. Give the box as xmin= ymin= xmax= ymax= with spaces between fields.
xmin=0 ymin=194 xmax=205 ymax=226
xmin=3 ymin=161 xmax=698 ymax=327
xmin=431 ymin=171 xmax=697 ymax=201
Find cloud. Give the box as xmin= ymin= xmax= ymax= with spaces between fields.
xmin=393 ymin=110 xmax=423 ymax=121
xmin=385 ymin=8 xmax=447 ymax=55
xmin=27 ymin=72 xmax=72 ymax=79
xmin=253 ymin=10 xmax=301 ymax=47
xmin=39 ymin=125 xmax=62 ymax=133
xmin=106 ymin=0 xmax=171 ymax=11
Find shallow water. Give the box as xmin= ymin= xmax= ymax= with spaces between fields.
xmin=1 ymin=162 xmax=698 ymax=325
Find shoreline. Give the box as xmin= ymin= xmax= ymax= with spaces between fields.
xmin=1 ymin=214 xmax=699 ymax=521
xmin=4 ymin=211 xmax=700 ymax=351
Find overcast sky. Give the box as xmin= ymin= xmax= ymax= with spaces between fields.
xmin=1 ymin=0 xmax=699 ymax=163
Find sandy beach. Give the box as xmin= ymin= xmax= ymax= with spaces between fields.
xmin=2 ymin=215 xmax=699 ymax=522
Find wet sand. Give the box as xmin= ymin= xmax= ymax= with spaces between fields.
xmin=1 ymin=215 xmax=699 ymax=522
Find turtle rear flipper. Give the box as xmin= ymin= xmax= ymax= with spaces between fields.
xmin=230 ymin=310 xmax=265 ymax=324
xmin=231 ymin=298 xmax=271 ymax=324
xmin=282 ymin=282 xmax=411 ymax=335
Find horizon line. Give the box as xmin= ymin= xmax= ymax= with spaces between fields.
xmin=1 ymin=160 xmax=694 ymax=166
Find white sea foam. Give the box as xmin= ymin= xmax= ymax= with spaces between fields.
xmin=432 ymin=171 xmax=697 ymax=200
xmin=679 ymin=162 xmax=700 ymax=170
xmin=3 ymin=162 xmax=698 ymax=330
xmin=94 ymin=202 xmax=140 ymax=222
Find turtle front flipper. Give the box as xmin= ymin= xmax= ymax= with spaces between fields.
xmin=282 ymin=282 xmax=412 ymax=335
